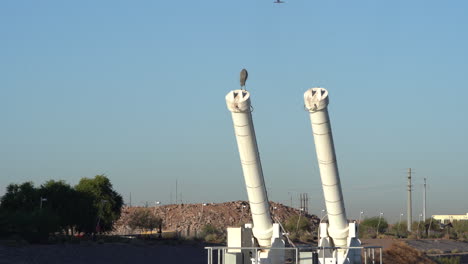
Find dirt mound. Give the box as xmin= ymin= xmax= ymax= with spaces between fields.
xmin=113 ymin=201 xmax=319 ymax=236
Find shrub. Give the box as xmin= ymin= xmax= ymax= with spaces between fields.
xmin=388 ymin=222 xmax=409 ymax=238
xmin=288 ymin=232 xmax=298 ymax=241
xmin=282 ymin=215 xmax=313 ymax=243
xmin=382 ymin=242 xmax=436 ymax=264
xmin=201 ymin=224 xmax=219 ymax=236
xmin=162 ymin=231 xmax=177 ymax=239
xmin=204 ymin=233 xmax=219 ymax=243
xmin=7 ymin=209 xmax=60 ymax=243
xmin=284 ymin=215 xmax=311 ymax=232
xmin=427 ymin=248 xmax=444 ymax=254
xmin=437 ymin=256 xmax=461 ymax=264
xmin=359 ymin=216 xmax=388 ymax=238
xmin=199 ymin=224 xmax=225 ymax=243
xmin=128 ymin=209 xmax=162 ymax=233
xmin=299 ymin=232 xmax=312 ymax=242
xmin=359 ymin=225 xmax=377 ymax=239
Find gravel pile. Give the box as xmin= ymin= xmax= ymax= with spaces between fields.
xmin=112 ymin=201 xmax=319 ymax=237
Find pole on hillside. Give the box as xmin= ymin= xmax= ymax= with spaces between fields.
xmin=423 ymin=178 xmax=427 ymax=221
xmin=407 ymin=168 xmax=412 ymax=232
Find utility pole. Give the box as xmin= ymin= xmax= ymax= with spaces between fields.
xmin=423 ymin=178 xmax=427 ymax=221
xmin=302 ymin=193 xmax=307 ymax=213
xmin=306 ymin=193 xmax=309 ymax=214
xmin=407 ymin=168 xmax=412 ymax=232
xmin=176 ymin=179 xmax=178 ymax=204
xmin=129 ymin=192 xmax=132 ymax=207
xmin=298 ymin=193 xmax=309 ymax=214
xmin=299 ymin=194 xmax=303 ymax=211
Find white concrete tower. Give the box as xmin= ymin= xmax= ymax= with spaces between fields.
xmin=304 ymin=88 xmax=362 ymax=264
xmin=225 ymin=89 xmax=273 ymax=247
xmin=304 ymin=88 xmax=349 ymax=249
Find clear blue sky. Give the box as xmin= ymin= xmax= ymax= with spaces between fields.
xmin=1 ymin=0 xmax=467 ymax=223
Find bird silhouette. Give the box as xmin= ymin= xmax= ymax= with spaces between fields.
xmin=240 ymin=68 xmax=248 ymax=90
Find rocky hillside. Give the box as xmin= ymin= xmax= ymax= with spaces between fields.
xmin=113 ymin=201 xmax=320 ymax=237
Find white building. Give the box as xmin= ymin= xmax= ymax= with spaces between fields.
xmin=432 ymin=213 xmax=468 ymax=224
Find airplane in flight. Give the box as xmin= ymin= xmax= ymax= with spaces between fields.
xmin=274 ymin=0 xmax=285 ymax=3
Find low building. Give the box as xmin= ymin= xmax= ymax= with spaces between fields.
xmin=432 ymin=213 xmax=468 ymax=224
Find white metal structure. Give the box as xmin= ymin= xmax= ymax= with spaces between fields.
xmin=225 ymin=89 xmax=285 ymax=264
xmin=304 ymin=88 xmax=361 ymax=264
xmin=215 ymin=88 xmax=369 ymax=264
xmin=205 ymin=246 xmax=382 ymax=264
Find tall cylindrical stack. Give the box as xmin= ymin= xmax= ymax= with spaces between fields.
xmin=304 ymin=88 xmax=348 ymax=248
xmin=225 ymin=89 xmax=273 ymax=247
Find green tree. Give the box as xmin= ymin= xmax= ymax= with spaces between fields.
xmin=284 ymin=215 xmax=311 ymax=232
xmin=283 ymin=215 xmax=313 ymax=242
xmin=388 ymin=221 xmax=409 ymax=238
xmin=9 ymin=208 xmax=60 ymax=242
xmin=75 ymin=175 xmax=123 ymax=233
xmin=0 ymin=176 xmax=123 ymax=239
xmin=0 ymin=207 xmax=12 ymax=237
xmin=1 ymin=182 xmax=40 ymax=211
xmin=0 ymin=182 xmax=64 ymax=242
xmin=73 ymin=191 xmax=99 ymax=234
xmin=359 ymin=216 xmax=388 ymax=238
xmin=39 ymin=180 xmax=77 ymax=235
xmin=0 ymin=182 xmax=61 ymax=242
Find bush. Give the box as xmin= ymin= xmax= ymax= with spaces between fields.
xmin=359 ymin=216 xmax=388 ymax=238
xmin=7 ymin=209 xmax=60 ymax=243
xmin=284 ymin=215 xmax=311 ymax=232
xmin=437 ymin=256 xmax=461 ymax=264
xmin=204 ymin=233 xmax=219 ymax=243
xmin=299 ymin=232 xmax=312 ymax=242
xmin=282 ymin=215 xmax=313 ymax=243
xmin=460 ymin=233 xmax=468 ymax=242
xmin=427 ymin=249 xmax=444 ymax=254
xmin=359 ymin=225 xmax=377 ymax=239
xmin=200 ymin=224 xmax=219 ymax=236
xmin=388 ymin=222 xmax=409 ymax=238
xmin=383 ymin=242 xmax=436 ymax=264
xmin=450 ymin=220 xmax=468 ymax=241
xmin=128 ymin=209 xmax=162 ymax=233
xmin=162 ymin=231 xmax=178 ymax=239
xmin=199 ymin=224 xmax=225 ymax=243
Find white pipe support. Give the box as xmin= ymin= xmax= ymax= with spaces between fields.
xmin=304 ymin=88 xmax=348 ymax=248
xmin=226 ymin=90 xmax=273 ymax=247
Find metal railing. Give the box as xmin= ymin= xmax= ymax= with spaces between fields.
xmin=205 ymin=245 xmax=383 ymax=264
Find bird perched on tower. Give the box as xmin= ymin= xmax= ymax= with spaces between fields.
xmin=240 ymin=68 xmax=248 ymax=90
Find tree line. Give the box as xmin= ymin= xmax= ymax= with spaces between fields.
xmin=0 ymin=175 xmax=123 ymax=242
xmin=358 ymin=216 xmax=468 ymax=241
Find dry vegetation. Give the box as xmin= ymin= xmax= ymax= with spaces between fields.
xmin=383 ymin=242 xmax=436 ymax=264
